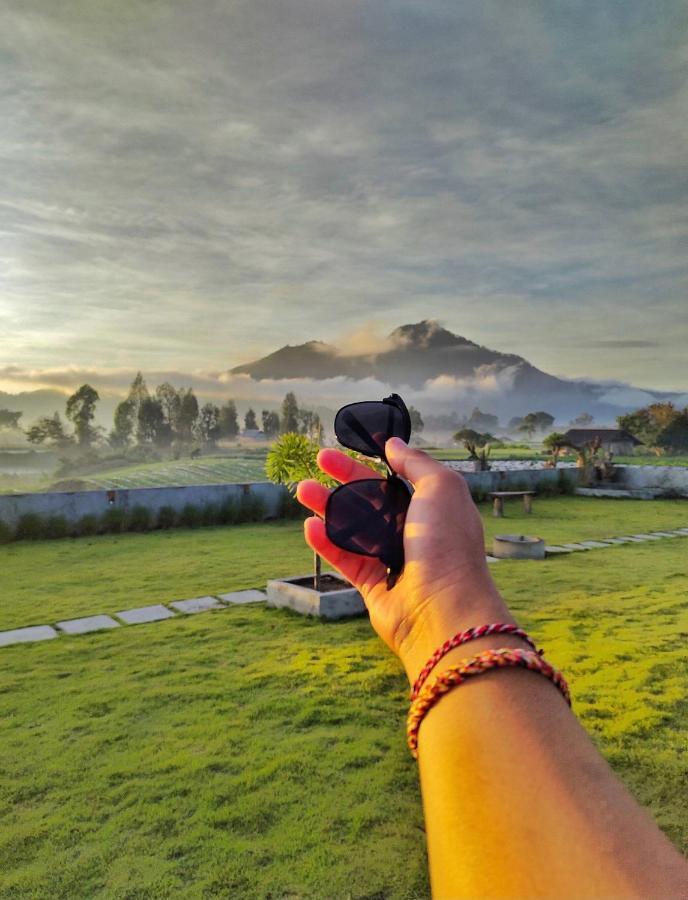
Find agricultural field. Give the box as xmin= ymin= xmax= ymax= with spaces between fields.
xmin=2 ymin=497 xmax=688 ymax=897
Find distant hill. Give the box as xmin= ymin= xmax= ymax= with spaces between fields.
xmin=230 ymin=320 xmax=683 ymax=424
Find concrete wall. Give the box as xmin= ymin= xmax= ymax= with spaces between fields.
xmin=0 ymin=467 xmax=580 ymax=529
xmin=0 ymin=481 xmax=288 ymax=528
xmin=616 ymin=465 xmax=688 ymax=497
xmin=461 ymin=467 xmax=578 ymax=495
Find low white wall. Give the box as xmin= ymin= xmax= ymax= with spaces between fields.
xmin=0 ymin=482 xmax=288 ymax=528
xmin=616 ymin=465 xmax=688 ymax=497
xmin=0 ymin=467 xmax=580 ymax=529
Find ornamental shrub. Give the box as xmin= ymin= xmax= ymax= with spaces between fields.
xmin=0 ymin=520 xmax=13 ymax=544
xmin=128 ymin=505 xmax=152 ymax=532
xmin=219 ymin=497 xmax=237 ymax=525
xmin=76 ymin=514 xmax=99 ymax=536
xmin=156 ymin=505 xmax=177 ymax=529
xmin=44 ymin=515 xmax=68 ymax=539
xmin=101 ymin=507 xmax=127 ymax=533
xmin=201 ymin=503 xmax=221 ymax=526
xmin=179 ymin=503 xmax=201 ymax=528
xmin=16 ymin=513 xmax=45 ymax=540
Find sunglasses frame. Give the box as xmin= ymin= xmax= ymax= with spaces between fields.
xmin=326 ymin=393 xmax=413 ymax=589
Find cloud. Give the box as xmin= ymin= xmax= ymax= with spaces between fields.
xmin=1 ymin=2 xmax=687 ymax=390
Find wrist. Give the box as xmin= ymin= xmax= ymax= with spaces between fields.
xmin=397 ymin=590 xmax=525 ymax=688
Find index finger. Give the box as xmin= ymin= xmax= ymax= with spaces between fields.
xmin=317 ymin=448 xmax=383 ymax=484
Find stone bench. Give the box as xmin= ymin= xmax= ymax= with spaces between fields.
xmin=489 ymin=491 xmax=535 ymax=517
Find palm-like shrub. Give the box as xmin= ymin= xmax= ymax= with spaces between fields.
xmin=266 ymin=433 xmax=334 ymax=590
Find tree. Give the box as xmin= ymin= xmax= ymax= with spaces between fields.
xmin=543 ymin=431 xmax=568 ymax=467
xmin=408 ymin=406 xmax=424 ymax=433
xmin=618 ymin=402 xmax=678 ymax=449
xmin=137 ymin=397 xmax=168 ymax=446
xmin=298 ymin=409 xmax=324 ymax=443
xmin=467 ymin=407 xmax=499 ymax=432
xmin=571 ymin=412 xmax=594 ymax=427
xmin=218 ymin=400 xmax=239 ymax=440
xmin=244 ymin=408 xmax=257 ymax=431
xmin=507 ymin=416 xmax=524 ymax=432
xmin=26 ymin=413 xmax=72 ymax=448
xmin=281 ymin=392 xmax=299 ymax=433
xmin=198 ymin=403 xmax=221 ymax=447
xmin=519 ymin=411 xmax=554 ymax=438
xmin=261 ymin=410 xmax=280 ymax=439
xmin=65 ymin=384 xmax=100 ymax=448
xmin=176 ymin=389 xmax=199 ymax=442
xmin=0 ymin=409 xmax=22 ymax=430
xmin=119 ymin=372 xmax=152 ymax=445
xmin=656 ymin=412 xmax=688 ymax=454
xmin=266 ymin=433 xmax=334 ymax=590
xmin=453 ymin=427 xmax=485 ymax=445
xmin=109 ymin=399 xmax=135 ymax=448
xmin=155 ymin=383 xmax=182 ymax=436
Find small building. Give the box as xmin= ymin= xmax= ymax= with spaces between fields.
xmin=563 ymin=428 xmax=642 ymax=455
xmin=241 ymin=429 xmax=267 ymax=442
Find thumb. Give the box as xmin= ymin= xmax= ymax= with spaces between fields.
xmin=385 ymin=437 xmax=447 ymax=485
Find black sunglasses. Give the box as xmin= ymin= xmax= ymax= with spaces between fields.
xmin=325 ymin=393 xmax=413 ymax=589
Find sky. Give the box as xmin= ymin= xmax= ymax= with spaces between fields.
xmin=1 ymin=0 xmax=687 ymax=396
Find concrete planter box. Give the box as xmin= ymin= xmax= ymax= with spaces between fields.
xmin=266 ymin=573 xmax=366 ymax=620
xmin=493 ymin=534 xmax=545 ymax=560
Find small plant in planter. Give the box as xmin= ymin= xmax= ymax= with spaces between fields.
xmin=266 ymin=432 xmax=333 ymax=590
xmin=265 ymin=433 xmax=366 ymax=618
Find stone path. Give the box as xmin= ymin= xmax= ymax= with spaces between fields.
xmin=2 ymin=528 xmax=687 ymax=649
xmin=0 ymin=589 xmax=267 ymax=648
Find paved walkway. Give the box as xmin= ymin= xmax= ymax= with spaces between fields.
xmin=2 ymin=527 xmax=687 ymax=649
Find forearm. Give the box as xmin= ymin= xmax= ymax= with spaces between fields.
xmin=401 ymin=597 xmax=688 ymax=898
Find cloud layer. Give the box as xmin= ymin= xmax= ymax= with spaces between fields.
xmin=1 ymin=2 xmax=687 ymax=389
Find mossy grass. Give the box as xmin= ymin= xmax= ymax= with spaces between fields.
xmin=1 ymin=497 xmax=686 ymax=631
xmin=2 ymin=522 xmax=688 ymax=895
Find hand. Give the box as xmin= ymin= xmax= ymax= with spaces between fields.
xmin=297 ymin=438 xmax=515 ymax=685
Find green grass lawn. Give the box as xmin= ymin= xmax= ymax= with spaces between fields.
xmin=2 ymin=499 xmax=688 ymax=897
xmin=1 ymin=497 xmax=686 ymax=632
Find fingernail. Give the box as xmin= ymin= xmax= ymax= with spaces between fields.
xmin=386 ymin=437 xmax=407 ymax=451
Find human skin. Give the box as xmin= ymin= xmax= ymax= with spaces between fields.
xmin=297 ymin=438 xmax=688 ymax=899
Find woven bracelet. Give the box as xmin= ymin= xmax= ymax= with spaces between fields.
xmin=406 ymin=647 xmax=571 ymax=759
xmin=410 ymin=624 xmax=541 ymax=701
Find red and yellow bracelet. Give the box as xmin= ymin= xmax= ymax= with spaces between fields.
xmin=407 ymin=647 xmax=571 ymax=759
xmin=410 ymin=623 xmax=541 ymax=701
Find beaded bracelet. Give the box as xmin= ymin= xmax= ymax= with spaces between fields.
xmin=410 ymin=624 xmax=541 ymax=701
xmin=406 ymin=647 xmax=571 ymax=759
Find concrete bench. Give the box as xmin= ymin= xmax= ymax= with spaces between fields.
xmin=489 ymin=491 xmax=535 ymax=517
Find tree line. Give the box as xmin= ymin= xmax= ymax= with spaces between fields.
xmin=11 ymin=376 xmax=325 ymax=452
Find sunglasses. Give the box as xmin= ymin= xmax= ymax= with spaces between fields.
xmin=325 ymin=393 xmax=413 ymax=589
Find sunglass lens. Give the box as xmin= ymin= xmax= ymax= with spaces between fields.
xmin=335 ymin=401 xmax=409 ymax=457
xmin=325 ymin=477 xmax=411 ymax=572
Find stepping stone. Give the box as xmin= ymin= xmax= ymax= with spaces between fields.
xmin=169 ymin=596 xmax=222 ymax=614
xmin=666 ymin=530 xmax=688 ymax=536
xmin=616 ymin=535 xmax=647 ymax=542
xmin=560 ymin=543 xmax=590 ymax=551
xmin=485 ymin=556 xmax=499 ymax=563
xmin=631 ymin=534 xmax=662 ymax=540
xmin=649 ymin=531 xmax=681 ymax=538
xmin=217 ymin=590 xmax=266 ymax=605
xmin=0 ymin=625 xmax=59 ymax=647
xmin=545 ymin=546 xmax=573 ymax=554
xmin=115 ymin=604 xmax=176 ymax=625
xmin=603 ymin=537 xmax=635 ymax=544
xmin=579 ymin=540 xmax=613 ymax=549
xmin=56 ymin=615 xmax=121 ymax=635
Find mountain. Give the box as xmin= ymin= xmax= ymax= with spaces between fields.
xmin=229 ymin=320 xmax=682 ymax=424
